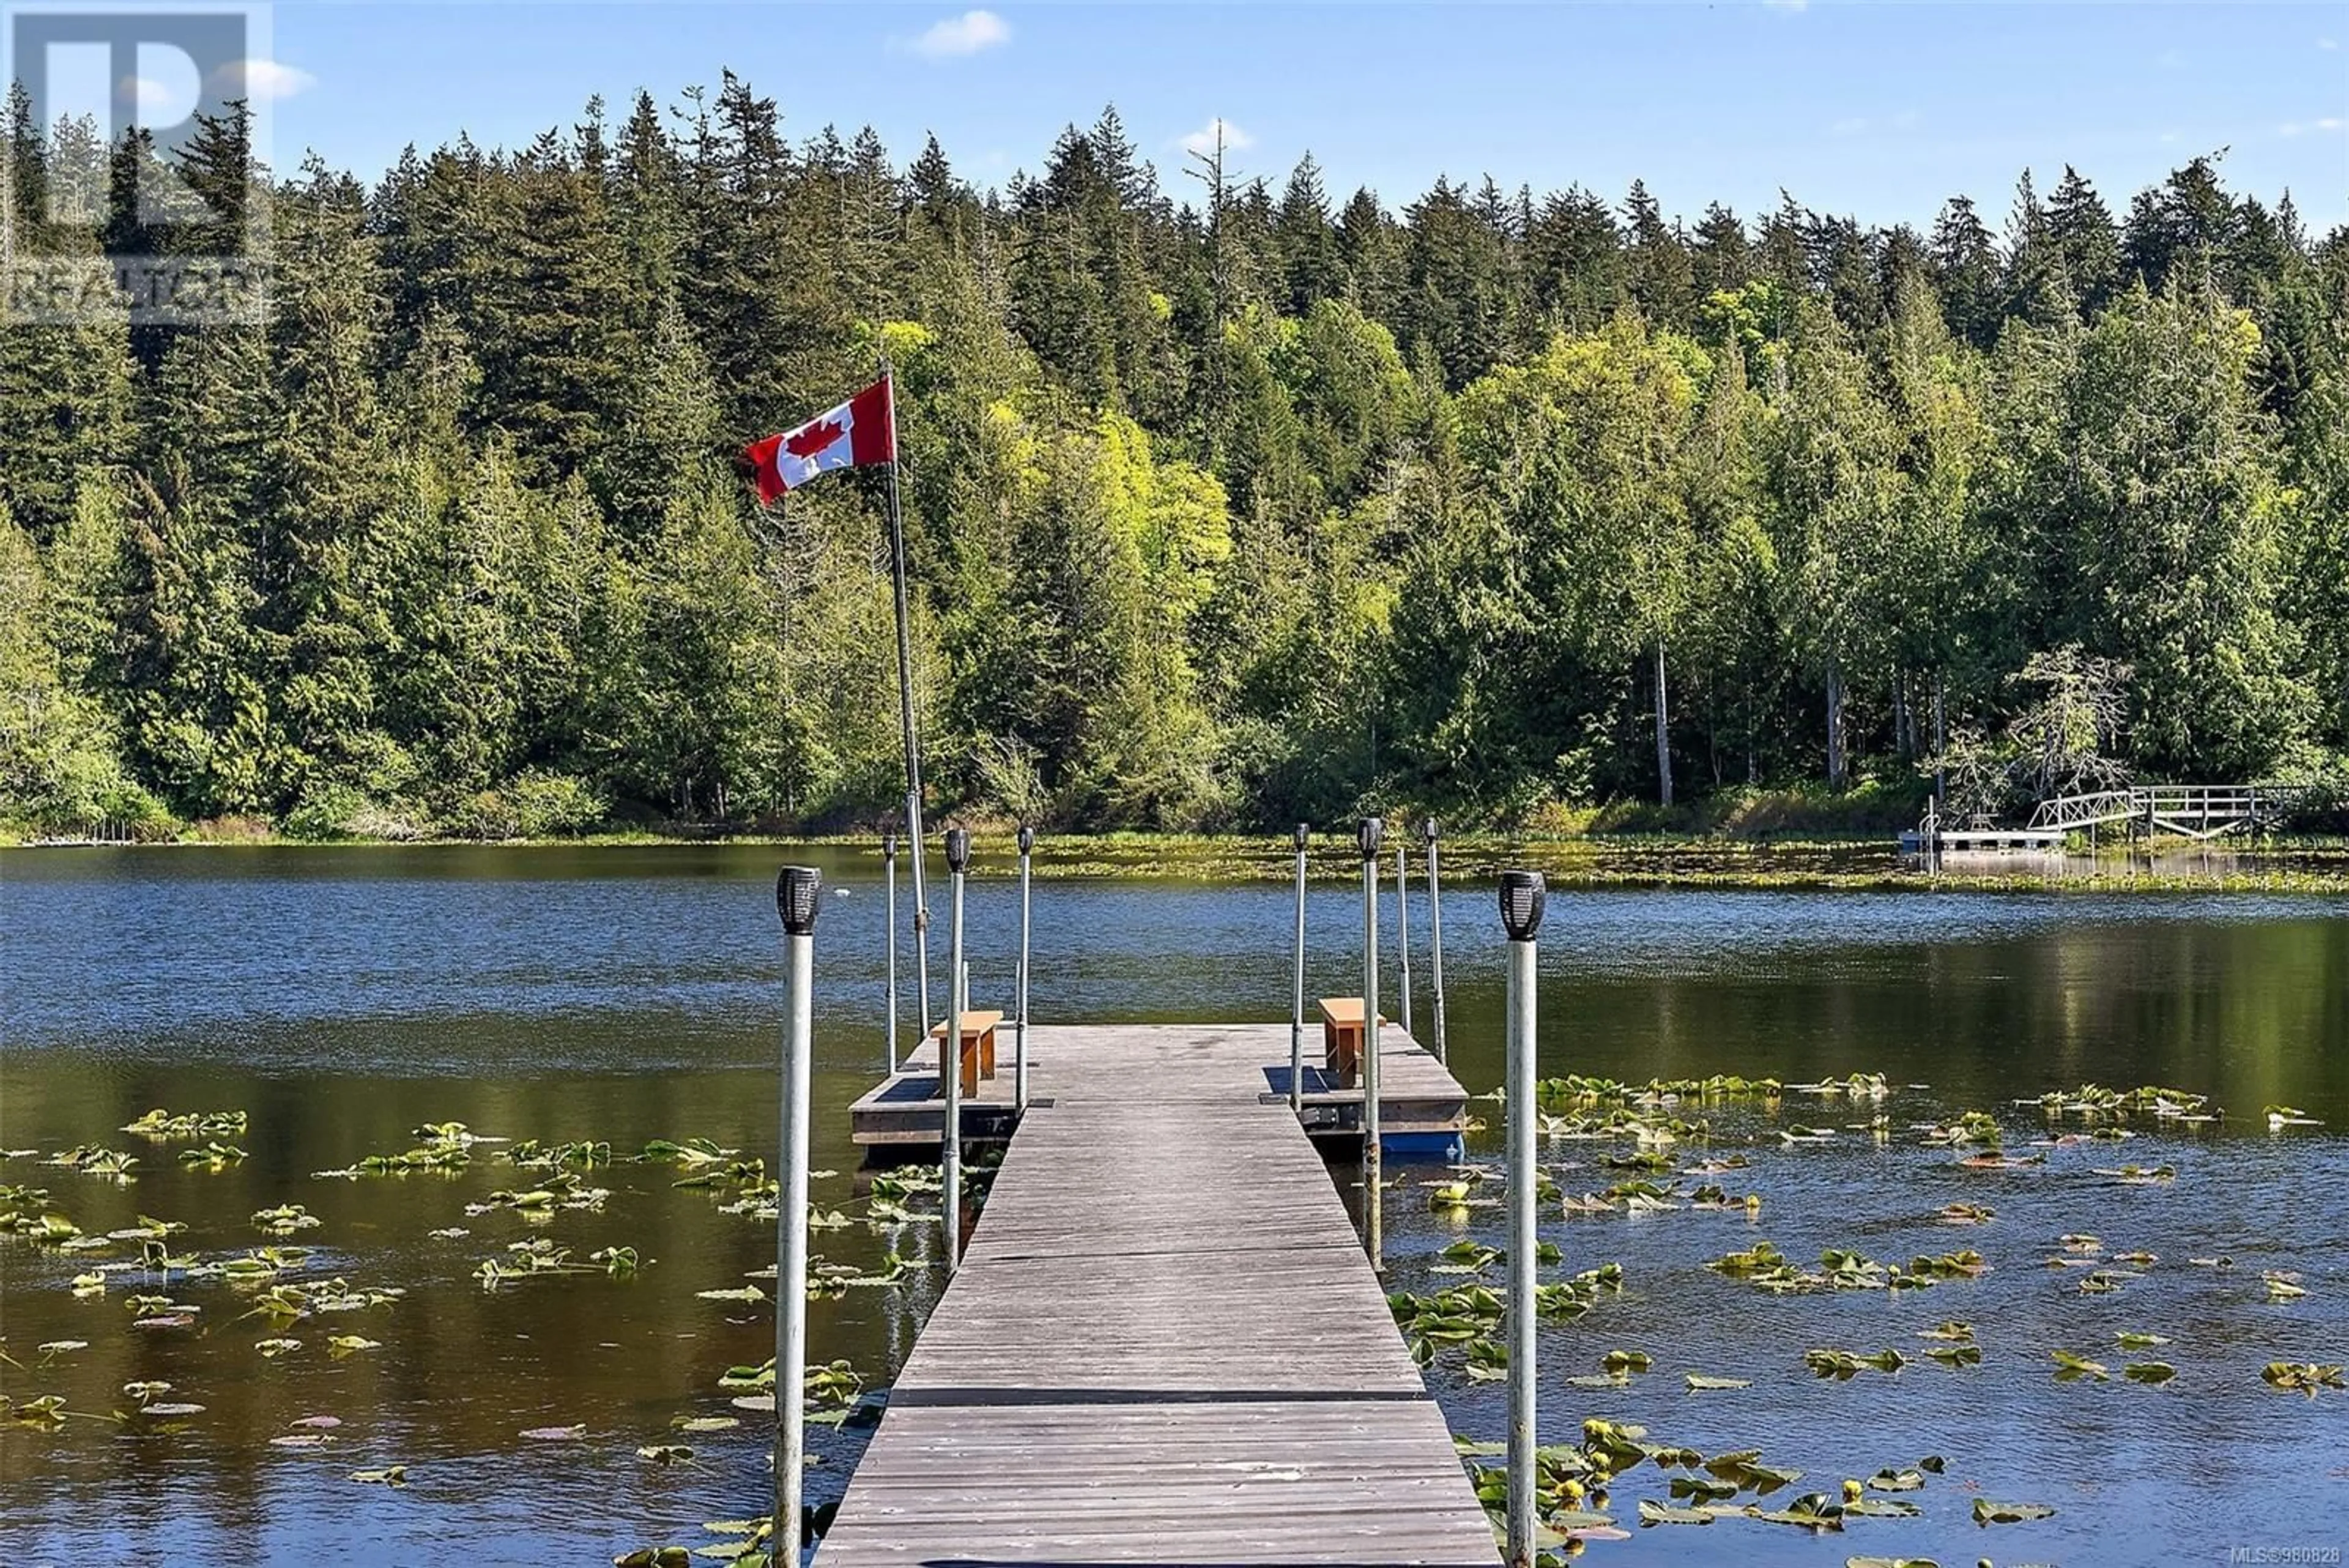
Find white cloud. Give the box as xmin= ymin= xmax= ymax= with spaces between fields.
xmin=1761 ymin=0 xmax=1808 ymax=12
xmin=125 ymin=75 xmax=184 ymax=116
xmin=2318 ymin=36 xmax=2339 ymax=50
xmin=1179 ymin=117 xmax=1252 ymax=157
xmin=2279 ymin=116 xmax=2345 ymax=137
xmin=210 ymin=58 xmax=315 ymax=100
xmin=909 ymin=10 xmax=1009 ymax=60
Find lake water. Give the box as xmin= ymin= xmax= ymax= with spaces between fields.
xmin=2 ymin=845 xmax=2344 ymax=1565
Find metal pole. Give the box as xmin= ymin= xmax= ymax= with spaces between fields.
xmin=1395 ymin=842 xmax=1414 ymax=1039
xmin=1499 ymin=868 xmax=1546 ymax=1568
xmin=1358 ymin=816 xmax=1384 ymax=1272
xmin=942 ymin=827 xmax=968 ymax=1274
xmin=774 ymin=867 xmax=822 ymax=1567
xmin=1016 ymin=824 xmax=1034 ymax=1115
xmin=878 ymin=373 xmax=933 ymax=1041
xmin=1423 ymin=818 xmax=1448 ymax=1066
xmin=1290 ymin=823 xmax=1309 ymax=1115
xmin=905 ymin=790 xmax=933 ymax=1038
xmin=883 ymin=832 xmax=900 ymax=1074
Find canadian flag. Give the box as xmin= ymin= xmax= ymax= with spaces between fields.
xmin=741 ymin=377 xmax=897 ymax=505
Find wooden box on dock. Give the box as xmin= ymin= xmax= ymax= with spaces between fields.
xmin=1318 ymin=997 xmax=1381 ymax=1088
xmin=932 ymin=1011 xmax=1003 ymax=1098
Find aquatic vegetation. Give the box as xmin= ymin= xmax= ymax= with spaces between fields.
xmin=1973 ymin=1497 xmax=2058 ymax=1523
xmin=122 ymin=1107 xmax=250 ymax=1140
xmin=1706 ymin=1241 xmax=1980 ymax=1295
xmin=1 ymin=1209 xmax=84 ymax=1243
xmin=1918 ymin=1110 xmax=2003 ymax=1147
xmin=467 ymin=1170 xmax=612 ymax=1217
xmin=176 ymin=1142 xmax=248 ymax=1169
xmin=2050 ymin=1349 xmax=2110 ymax=1381
xmin=1803 ymin=1348 xmax=1906 ymax=1379
xmin=809 ymin=1251 xmax=913 ymax=1296
xmin=1683 ymin=1373 xmax=1750 ymax=1391
xmin=240 ymin=1278 xmax=403 ymax=1321
xmin=638 ymin=1137 xmax=737 ymax=1167
xmin=696 ymin=1285 xmax=768 ymax=1303
xmin=2260 ymin=1362 xmax=2345 ymax=1395
xmin=2094 ymin=1162 xmax=2177 ymax=1184
xmin=507 ymin=1138 xmax=614 ymax=1168
xmin=349 ymin=1466 xmax=409 ymax=1485
xmin=252 ymin=1203 xmax=322 ymax=1235
xmin=2265 ymin=1105 xmax=2323 ymax=1129
xmin=45 ymin=1146 xmax=139 ymax=1180
xmin=2030 ymin=1084 xmax=2215 ymax=1123
xmin=473 ymin=1239 xmax=617 ymax=1288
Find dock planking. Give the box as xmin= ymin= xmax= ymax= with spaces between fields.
xmin=815 ymin=1025 xmax=1497 ymax=1566
xmin=849 ymin=1022 xmax=1472 ymax=1155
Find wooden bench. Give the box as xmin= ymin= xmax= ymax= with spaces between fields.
xmin=1318 ymin=997 xmax=1384 ymax=1089
xmin=932 ymin=1010 xmax=1004 ymax=1098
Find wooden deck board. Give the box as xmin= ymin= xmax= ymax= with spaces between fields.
xmin=817 ymin=1025 xmax=1496 ymax=1566
xmin=852 ymin=1023 xmax=1472 ymax=1148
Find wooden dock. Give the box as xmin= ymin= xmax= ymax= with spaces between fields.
xmin=816 ymin=1023 xmax=1497 ymax=1566
xmin=849 ymin=1022 xmax=1472 ymax=1158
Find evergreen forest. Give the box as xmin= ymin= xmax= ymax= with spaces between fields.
xmin=4 ymin=84 xmax=2347 ymax=837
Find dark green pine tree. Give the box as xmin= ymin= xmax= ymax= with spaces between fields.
xmin=2044 ymin=165 xmax=2120 ymax=316
xmin=1929 ymin=195 xmax=2001 ymax=346
xmin=1275 ymin=155 xmax=1345 ymax=317
xmin=1690 ymin=202 xmax=1752 ymax=302
xmin=476 ymin=130 xmax=637 ymax=478
xmin=1622 ymin=180 xmax=1696 ymax=329
xmin=1336 ymin=187 xmax=1405 ymax=326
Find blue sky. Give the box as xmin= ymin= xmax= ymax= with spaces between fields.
xmin=253 ymin=1 xmax=2348 ymax=231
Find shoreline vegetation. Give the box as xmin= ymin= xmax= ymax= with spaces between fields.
xmin=9 ymin=817 xmax=2347 ymax=894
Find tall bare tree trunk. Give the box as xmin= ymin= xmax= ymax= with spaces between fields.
xmin=1653 ymin=638 xmax=1673 ymax=808
xmin=1825 ymin=661 xmax=1847 ymax=792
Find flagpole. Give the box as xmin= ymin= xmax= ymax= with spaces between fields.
xmin=880 ymin=361 xmax=935 ymax=1038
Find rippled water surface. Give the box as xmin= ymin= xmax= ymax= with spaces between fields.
xmin=2 ymin=845 xmax=2345 ymax=1566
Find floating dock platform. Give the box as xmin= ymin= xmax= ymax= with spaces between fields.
xmin=848 ymin=1021 xmax=1473 ymax=1159
xmin=817 ymin=1020 xmax=1499 ymax=1566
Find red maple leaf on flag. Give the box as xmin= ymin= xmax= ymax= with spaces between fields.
xmin=783 ymin=417 xmax=845 ymax=460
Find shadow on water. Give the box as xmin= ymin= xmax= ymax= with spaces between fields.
xmin=2 ymin=843 xmax=2344 ymax=1564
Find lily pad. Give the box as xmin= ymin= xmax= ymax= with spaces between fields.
xmin=2050 ymin=1348 xmax=2110 ymax=1381
xmin=521 ymin=1424 xmax=587 ymax=1441
xmin=1972 ymin=1497 xmax=2057 ymax=1524
xmin=1684 ymin=1373 xmax=1750 ymax=1391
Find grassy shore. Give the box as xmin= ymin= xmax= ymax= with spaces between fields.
xmin=9 ymin=819 xmax=2348 ymax=893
